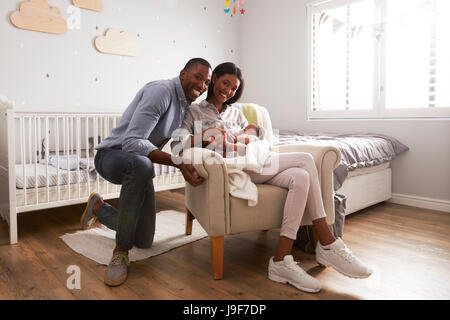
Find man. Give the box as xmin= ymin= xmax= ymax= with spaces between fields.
xmin=80 ymin=58 xmax=212 ymax=286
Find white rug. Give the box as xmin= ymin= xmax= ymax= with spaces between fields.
xmin=60 ymin=210 xmax=208 ymax=265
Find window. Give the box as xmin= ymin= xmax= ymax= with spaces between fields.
xmin=307 ymin=0 xmax=450 ymax=119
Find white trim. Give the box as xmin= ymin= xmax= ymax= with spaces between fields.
xmin=388 ymin=193 xmax=450 ymax=213
xmin=307 ymin=0 xmax=364 ymax=12
xmin=306 ymin=0 xmax=450 ymax=120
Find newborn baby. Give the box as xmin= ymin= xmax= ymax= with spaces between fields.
xmin=203 ymin=125 xmax=261 ymax=157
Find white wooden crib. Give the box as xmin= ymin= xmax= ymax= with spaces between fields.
xmin=0 ymin=98 xmax=185 ymax=244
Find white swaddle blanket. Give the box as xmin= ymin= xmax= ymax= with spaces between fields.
xmin=185 ymin=140 xmax=272 ymax=206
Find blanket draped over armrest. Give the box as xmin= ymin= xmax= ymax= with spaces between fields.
xmin=183 ymin=141 xmax=272 ymax=206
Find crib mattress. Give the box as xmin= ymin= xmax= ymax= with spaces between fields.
xmin=15 ymin=162 xmax=181 ymax=190
xmin=15 ymin=163 xmax=99 ymax=189
xmin=15 ymin=169 xmax=185 ymax=209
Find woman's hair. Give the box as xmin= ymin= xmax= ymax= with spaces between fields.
xmin=207 ymin=62 xmax=245 ymax=105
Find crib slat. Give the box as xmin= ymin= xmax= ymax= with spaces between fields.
xmin=55 ymin=117 xmax=60 ymax=201
xmin=34 ymin=116 xmax=38 ymax=204
xmin=38 ymin=117 xmax=42 ymax=164
xmin=94 ymin=116 xmax=99 ymax=193
xmin=28 ymin=117 xmax=32 ymax=166
xmin=20 ymin=117 xmax=27 ymax=206
xmin=45 ymin=117 xmax=49 ymax=203
xmin=76 ymin=116 xmax=81 ymax=199
xmin=86 ymin=116 xmax=90 ymax=197
xmin=105 ymin=117 xmax=109 ymax=195
xmin=66 ymin=116 xmax=71 ymax=200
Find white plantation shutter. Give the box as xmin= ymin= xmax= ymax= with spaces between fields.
xmin=307 ymin=0 xmax=450 ymax=119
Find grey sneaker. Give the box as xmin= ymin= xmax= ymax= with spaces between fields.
xmin=80 ymin=192 xmax=102 ymax=229
xmin=104 ymin=251 xmax=129 ymax=287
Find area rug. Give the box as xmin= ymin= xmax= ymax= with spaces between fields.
xmin=60 ymin=210 xmax=207 ymax=265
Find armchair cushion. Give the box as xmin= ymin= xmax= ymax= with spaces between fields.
xmin=229 ymin=184 xmax=287 ymax=234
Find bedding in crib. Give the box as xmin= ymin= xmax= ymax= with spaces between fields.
xmin=16 ymin=161 xmax=177 ymax=189
xmin=15 ymin=163 xmax=101 ymax=189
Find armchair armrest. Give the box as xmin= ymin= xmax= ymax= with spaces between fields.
xmin=272 ymin=143 xmax=341 ymax=225
xmin=184 ymin=148 xmax=231 ymax=236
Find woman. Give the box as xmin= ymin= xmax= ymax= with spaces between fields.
xmin=173 ymin=62 xmax=373 ymax=293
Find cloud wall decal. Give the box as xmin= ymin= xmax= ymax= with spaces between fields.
xmin=10 ymin=0 xmax=67 ymax=35
xmin=72 ymin=0 xmax=103 ymax=12
xmin=95 ymin=28 xmax=142 ymax=57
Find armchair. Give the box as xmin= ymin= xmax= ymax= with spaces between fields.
xmin=184 ymin=103 xmax=341 ymax=279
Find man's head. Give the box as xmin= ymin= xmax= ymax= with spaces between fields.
xmin=180 ymin=58 xmax=212 ymax=102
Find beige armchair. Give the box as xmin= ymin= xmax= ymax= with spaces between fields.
xmin=184 ymin=103 xmax=341 ymax=279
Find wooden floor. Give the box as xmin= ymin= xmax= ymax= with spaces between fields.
xmin=0 ymin=189 xmax=449 ymax=300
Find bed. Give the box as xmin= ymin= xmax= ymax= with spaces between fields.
xmin=0 ymin=96 xmax=185 ymax=244
xmin=274 ymin=130 xmax=409 ymax=215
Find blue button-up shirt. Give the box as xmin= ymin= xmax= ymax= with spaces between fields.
xmin=96 ymin=76 xmax=190 ymax=156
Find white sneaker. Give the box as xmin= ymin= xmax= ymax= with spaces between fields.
xmin=316 ymin=238 xmax=373 ymax=279
xmin=268 ymin=255 xmax=321 ymax=293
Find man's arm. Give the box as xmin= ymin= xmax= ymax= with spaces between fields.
xmin=122 ymin=85 xmax=171 ymax=156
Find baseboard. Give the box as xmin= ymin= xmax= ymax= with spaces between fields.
xmin=388 ymin=193 xmax=450 ymax=213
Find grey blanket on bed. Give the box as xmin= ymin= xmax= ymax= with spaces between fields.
xmin=274 ymin=130 xmax=409 ymax=190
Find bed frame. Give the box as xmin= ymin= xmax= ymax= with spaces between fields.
xmin=0 ymin=98 xmax=185 ymax=244
xmin=336 ymin=165 xmax=392 ymax=215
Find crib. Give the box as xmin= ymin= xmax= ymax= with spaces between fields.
xmin=0 ymin=98 xmax=185 ymax=244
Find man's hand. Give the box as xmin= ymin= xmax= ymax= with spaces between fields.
xmin=178 ymin=162 xmax=204 ymax=187
xmin=148 ymin=149 xmax=204 ymax=186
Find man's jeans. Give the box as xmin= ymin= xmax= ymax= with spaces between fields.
xmin=94 ymin=148 xmax=156 ymax=250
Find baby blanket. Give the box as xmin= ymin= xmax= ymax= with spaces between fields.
xmin=185 ymin=140 xmax=272 ymax=206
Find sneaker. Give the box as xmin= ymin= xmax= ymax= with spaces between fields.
xmin=316 ymin=238 xmax=373 ymax=279
xmin=268 ymin=255 xmax=321 ymax=293
xmin=80 ymin=192 xmax=102 ymax=229
xmin=104 ymin=251 xmax=129 ymax=287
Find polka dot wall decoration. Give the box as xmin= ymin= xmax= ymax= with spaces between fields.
xmin=3 ymin=1 xmax=241 ymax=112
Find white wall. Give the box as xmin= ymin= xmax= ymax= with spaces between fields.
xmin=0 ymin=0 xmax=240 ymax=111
xmin=240 ymin=0 xmax=450 ymax=203
xmin=1 ymin=0 xmax=449 ymax=204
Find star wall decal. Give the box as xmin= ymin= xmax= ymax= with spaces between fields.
xmin=240 ymin=9 xmax=245 ymax=14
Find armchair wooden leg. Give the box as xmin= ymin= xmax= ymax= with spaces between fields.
xmin=210 ymin=236 xmax=224 ymax=280
xmin=185 ymin=208 xmax=195 ymax=235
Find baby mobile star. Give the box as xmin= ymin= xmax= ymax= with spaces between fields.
xmin=224 ymin=0 xmax=246 ymax=15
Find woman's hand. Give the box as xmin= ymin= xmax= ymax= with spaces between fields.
xmin=243 ymin=124 xmax=259 ymax=136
